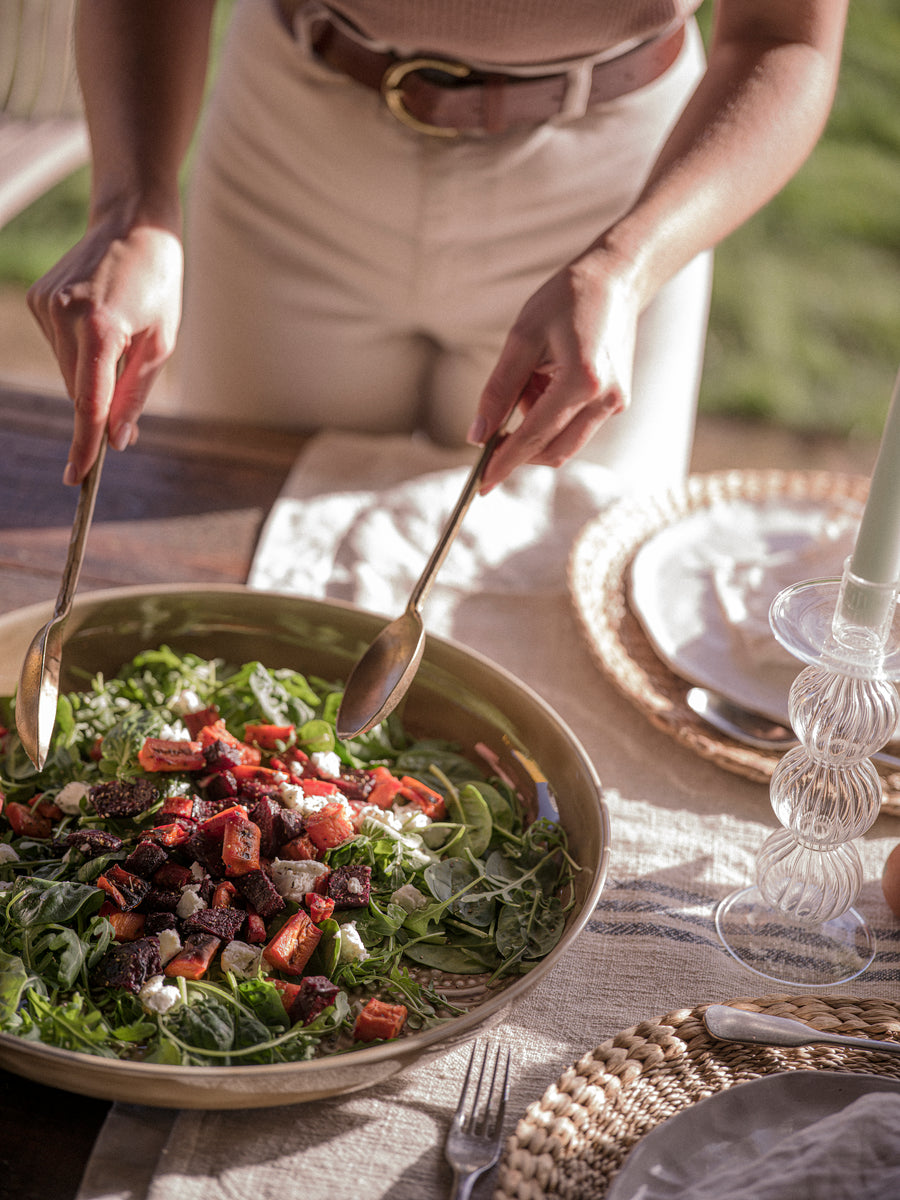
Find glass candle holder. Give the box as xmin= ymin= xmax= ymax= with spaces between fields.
xmin=716 ymin=560 xmax=900 ymax=986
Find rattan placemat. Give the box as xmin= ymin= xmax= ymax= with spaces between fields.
xmin=495 ymin=994 xmax=900 ymax=1200
xmin=566 ymin=469 xmax=900 ymax=816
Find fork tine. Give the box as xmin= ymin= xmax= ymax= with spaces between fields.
xmin=445 ymin=1042 xmax=512 ymax=1199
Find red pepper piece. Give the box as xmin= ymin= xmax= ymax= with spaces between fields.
xmin=244 ymin=723 xmax=296 ymax=750
xmin=353 ymin=998 xmax=408 ymax=1042
xmin=398 ymin=776 xmax=446 ymax=820
xmin=198 ymin=721 xmax=261 ymax=766
xmin=198 ymin=804 xmax=249 ymax=838
xmin=365 ymin=766 xmax=402 ymax=810
xmin=262 ymin=910 xmax=322 ymax=975
xmin=244 ymin=909 xmax=268 ymax=944
xmin=5 ymin=801 xmax=52 ymax=839
xmin=212 ymin=880 xmax=239 ymax=908
xmin=279 ymin=833 xmax=320 ymax=862
xmin=305 ymin=893 xmax=335 ymax=923
xmin=304 ymin=802 xmax=354 ymax=852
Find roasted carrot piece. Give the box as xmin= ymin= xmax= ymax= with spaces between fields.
xmin=138 ymin=738 xmax=205 ymax=772
xmin=262 ymin=910 xmax=322 ymax=975
xmin=107 ymin=910 xmax=146 ymax=942
xmin=304 ymin=801 xmax=354 ymax=852
xmin=164 ymin=932 xmax=221 ymax=980
xmin=222 ymin=818 xmax=262 ymax=877
xmin=398 ymin=776 xmax=446 ymax=820
xmin=353 ymin=998 xmax=408 ymax=1042
xmin=244 ymin=723 xmax=295 ymax=750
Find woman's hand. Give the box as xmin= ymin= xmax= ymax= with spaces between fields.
xmin=28 ymin=219 xmax=184 ymax=484
xmin=471 ymin=250 xmax=641 ymax=492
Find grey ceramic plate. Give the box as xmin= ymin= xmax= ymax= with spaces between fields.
xmin=0 ymin=584 xmax=610 ymax=1108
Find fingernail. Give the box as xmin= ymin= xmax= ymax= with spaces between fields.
xmin=110 ymin=422 xmax=132 ymax=452
xmin=467 ymin=415 xmax=487 ymax=446
xmin=62 ymin=461 xmax=79 ymax=487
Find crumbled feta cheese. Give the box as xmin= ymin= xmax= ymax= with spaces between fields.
xmin=176 ymin=884 xmax=207 ymax=919
xmin=390 ymin=883 xmax=428 ymax=913
xmin=169 ymin=688 xmax=204 ymax=715
xmin=55 ymin=781 xmax=90 ymax=816
xmin=277 ymin=784 xmax=352 ymax=822
xmin=0 ymin=880 xmax=14 ymax=892
xmin=221 ymin=940 xmax=263 ymax=979
xmin=138 ymin=975 xmax=181 ymax=1014
xmin=0 ymin=843 xmax=20 ymax=864
xmin=357 ymin=806 xmax=404 ymax=833
xmin=309 ymin=750 xmax=342 ymax=778
xmin=346 ymin=876 xmax=364 ymax=895
xmin=159 ymin=719 xmax=192 ymax=742
xmin=157 ymin=928 xmax=182 ymax=965
xmin=392 ymin=803 xmax=431 ymax=832
xmin=270 ymin=858 xmax=329 ymax=901
xmin=338 ymin=921 xmax=369 ymax=963
xmin=189 ymin=861 xmax=206 ymax=882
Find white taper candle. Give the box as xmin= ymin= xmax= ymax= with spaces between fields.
xmin=849 ymin=367 xmax=900 ymax=586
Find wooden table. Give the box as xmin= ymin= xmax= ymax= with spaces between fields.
xmin=0 ymin=384 xmax=308 ymax=1200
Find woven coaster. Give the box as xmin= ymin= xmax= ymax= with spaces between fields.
xmin=566 ymin=469 xmax=900 ymax=816
xmin=495 ymin=994 xmax=900 ymax=1200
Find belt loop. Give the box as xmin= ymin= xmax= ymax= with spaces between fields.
xmin=561 ymin=60 xmax=594 ymax=120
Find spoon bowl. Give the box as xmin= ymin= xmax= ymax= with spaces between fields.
xmin=15 ymin=434 xmax=107 ymax=769
xmin=336 ymin=432 xmax=498 ymax=740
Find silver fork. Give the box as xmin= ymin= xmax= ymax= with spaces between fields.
xmin=445 ymin=1041 xmax=511 ymax=1200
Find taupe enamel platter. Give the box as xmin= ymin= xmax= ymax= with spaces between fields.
xmin=0 ymin=584 xmax=610 ymax=1109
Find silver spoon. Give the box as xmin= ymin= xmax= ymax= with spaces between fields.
xmin=685 ymin=685 xmax=900 ymax=771
xmin=704 ymin=1004 xmax=900 ymax=1055
xmin=16 ymin=433 xmax=108 ymax=770
xmin=335 ymin=432 xmax=498 ymax=740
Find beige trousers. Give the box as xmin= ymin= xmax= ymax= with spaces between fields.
xmin=178 ymin=1 xmax=712 ymax=492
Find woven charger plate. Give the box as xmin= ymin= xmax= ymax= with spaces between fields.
xmin=566 ymin=468 xmax=900 ymax=817
xmin=495 ymin=994 xmax=900 ymax=1200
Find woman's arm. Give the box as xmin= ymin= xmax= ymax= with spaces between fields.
xmin=28 ymin=0 xmax=217 ymax=484
xmin=474 ymin=0 xmax=850 ymax=491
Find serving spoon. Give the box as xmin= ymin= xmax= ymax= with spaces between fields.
xmin=335 ymin=432 xmax=499 ymax=740
xmin=16 ymin=433 xmax=108 ymax=770
xmin=703 ymin=1004 xmax=900 ymax=1055
xmin=685 ymin=684 xmax=900 ymax=771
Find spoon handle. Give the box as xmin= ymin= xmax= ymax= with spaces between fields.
xmin=53 ymin=433 xmax=108 ymax=620
xmin=407 ymin=432 xmax=499 ymax=614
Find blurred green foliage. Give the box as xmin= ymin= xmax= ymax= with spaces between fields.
xmin=0 ymin=1 xmax=897 ymax=436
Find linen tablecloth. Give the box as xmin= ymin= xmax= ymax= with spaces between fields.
xmin=77 ymin=431 xmax=900 ymax=1200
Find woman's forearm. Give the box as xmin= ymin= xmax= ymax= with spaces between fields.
xmin=590 ymin=0 xmax=849 ymax=305
xmin=75 ymin=0 xmax=217 ymax=233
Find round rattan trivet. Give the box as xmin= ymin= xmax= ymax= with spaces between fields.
xmin=494 ymin=994 xmax=900 ymax=1200
xmin=566 ymin=469 xmax=900 ymax=816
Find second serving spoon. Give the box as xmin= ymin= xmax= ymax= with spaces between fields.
xmin=335 ymin=432 xmax=499 ymax=741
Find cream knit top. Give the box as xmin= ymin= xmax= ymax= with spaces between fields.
xmin=325 ymin=1 xmax=704 ymax=64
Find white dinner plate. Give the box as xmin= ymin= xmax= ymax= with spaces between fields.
xmin=628 ymin=494 xmax=860 ymax=723
xmin=608 ymin=1071 xmax=900 ymax=1200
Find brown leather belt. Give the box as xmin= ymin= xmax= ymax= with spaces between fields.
xmin=285 ymin=7 xmax=686 ymax=138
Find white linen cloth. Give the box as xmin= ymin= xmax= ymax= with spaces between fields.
xmin=77 ymin=432 xmax=900 ymax=1200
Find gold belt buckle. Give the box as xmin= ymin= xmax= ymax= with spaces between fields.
xmin=381 ymin=57 xmax=471 ymax=138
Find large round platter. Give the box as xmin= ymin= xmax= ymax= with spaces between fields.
xmin=0 ymin=584 xmax=610 ymax=1108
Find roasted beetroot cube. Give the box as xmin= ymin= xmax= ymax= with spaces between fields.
xmin=205 ymin=771 xmax=239 ymax=803
xmin=183 ymin=830 xmax=226 ymax=878
xmin=277 ymin=807 xmax=307 ymax=844
xmin=89 ymin=778 xmax=158 ymax=818
xmin=203 ymin=739 xmax=244 ymax=774
xmin=326 ymin=864 xmax=371 ymax=908
xmin=144 ymin=911 xmax=178 ymax=934
xmin=122 ymin=839 xmax=169 ymax=878
xmin=249 ymin=797 xmax=283 ymax=858
xmin=139 ymin=886 xmax=182 ymax=914
xmin=235 ymin=868 xmax=285 ymax=920
xmin=183 ymin=905 xmax=246 ymax=940
xmin=333 ymin=768 xmax=375 ymax=804
xmin=94 ymin=935 xmax=161 ymax=994
xmin=289 ymin=975 xmax=340 ymax=1025
xmin=64 ymin=828 xmax=124 ymax=858
xmin=237 ymin=779 xmax=279 ymax=806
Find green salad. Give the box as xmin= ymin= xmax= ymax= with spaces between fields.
xmin=0 ymin=647 xmax=576 ymax=1066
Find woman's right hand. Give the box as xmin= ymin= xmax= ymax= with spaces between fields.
xmin=27 ymin=218 xmax=184 ymax=484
